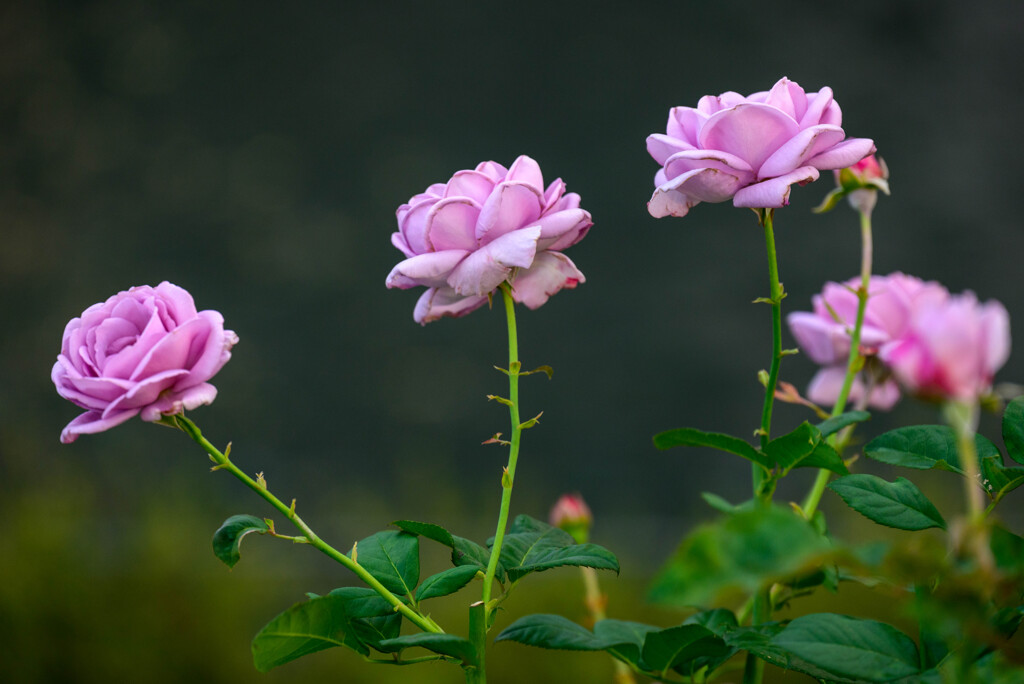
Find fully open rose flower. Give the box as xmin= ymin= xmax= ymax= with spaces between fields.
xmin=880 ymin=291 xmax=1010 ymax=401
xmin=53 ymin=282 xmax=238 ymax=443
xmin=647 ymin=77 xmax=875 ymax=218
xmin=787 ymin=273 xmax=948 ymax=409
xmin=386 ymin=155 xmax=591 ymax=324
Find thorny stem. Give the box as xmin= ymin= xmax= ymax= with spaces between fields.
xmin=755 ymin=209 xmax=783 ymax=502
xmin=802 ymin=207 xmax=874 ymax=519
xmin=171 ymin=414 xmax=443 ymax=635
xmin=944 ymin=400 xmax=994 ymax=575
xmin=745 ymin=209 xmax=783 ymax=684
xmin=474 ymin=282 xmax=526 ymax=683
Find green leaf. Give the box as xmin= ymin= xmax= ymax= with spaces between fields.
xmin=649 ymin=506 xmax=833 ymax=607
xmin=251 ymin=588 xmax=393 ymax=672
xmin=495 ymin=614 xmax=606 ymax=651
xmin=352 ymin=530 xmax=419 ymax=597
xmin=414 ymin=565 xmax=480 ymax=602
xmin=641 ymin=625 xmax=726 ymax=675
xmin=990 ymin=525 xmax=1024 ymax=576
xmin=980 ymin=455 xmax=1024 ymax=502
xmin=864 ymin=425 xmax=1000 ymax=474
xmin=653 ymin=427 xmax=772 ymax=471
xmin=771 ymin=613 xmax=921 ymax=682
xmin=495 ymin=615 xmax=659 ymax=671
xmin=498 ymin=514 xmax=619 ymax=582
xmin=592 ymin=619 xmax=658 ymax=669
xmin=375 ymin=633 xmax=477 ymax=665
xmin=351 ymin=613 xmax=402 ymax=649
xmin=765 ymin=422 xmax=849 ymax=475
xmin=829 ymin=474 xmax=946 ymax=531
xmin=212 ymin=514 xmax=269 ymax=568
xmin=700 ymin=492 xmax=755 ymax=514
xmin=1002 ymin=396 xmax=1024 ymax=465
xmin=392 ymin=520 xmax=499 ymax=578
xmin=726 ymin=622 xmax=863 ymax=683
xmin=392 ymin=520 xmax=454 ymax=546
xmin=816 ymin=410 xmax=871 ymax=439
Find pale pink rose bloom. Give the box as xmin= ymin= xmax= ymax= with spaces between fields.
xmin=647 ymin=76 xmax=875 ymax=218
xmin=386 ymin=156 xmax=591 ymax=324
xmin=880 ymin=292 xmax=1010 ymax=401
xmin=53 ymin=282 xmax=238 ymax=443
xmin=787 ymin=273 xmax=948 ymax=410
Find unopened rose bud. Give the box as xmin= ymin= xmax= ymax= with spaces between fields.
xmin=549 ymin=493 xmax=593 ymax=544
xmin=814 ymin=154 xmax=890 ymax=215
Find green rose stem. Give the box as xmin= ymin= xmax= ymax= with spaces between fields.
xmin=470 ymin=281 xmax=526 ymax=684
xmin=943 ymin=400 xmax=993 ymax=574
xmin=167 ymin=413 xmax=443 ymax=636
xmin=744 ymin=208 xmax=784 ymax=684
xmin=802 ymin=206 xmax=874 ymax=519
xmin=755 ymin=208 xmax=783 ymax=497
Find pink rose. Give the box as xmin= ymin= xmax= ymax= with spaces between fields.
xmin=647 ymin=77 xmax=875 ymax=218
xmin=386 ymin=155 xmax=592 ymax=324
xmin=880 ymin=292 xmax=1010 ymax=402
xmin=549 ymin=493 xmax=593 ymax=529
xmin=787 ymin=273 xmax=948 ymax=410
xmin=53 ymin=282 xmax=238 ymax=443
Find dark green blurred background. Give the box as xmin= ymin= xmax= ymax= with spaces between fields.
xmin=3 ymin=1 xmax=1024 ymax=681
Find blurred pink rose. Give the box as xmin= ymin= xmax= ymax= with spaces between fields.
xmin=549 ymin=493 xmax=593 ymax=529
xmin=880 ymin=292 xmax=1010 ymax=401
xmin=787 ymin=273 xmax=947 ymax=410
xmin=549 ymin=493 xmax=593 ymax=545
xmin=647 ymin=77 xmax=875 ymax=218
xmin=386 ymin=156 xmax=591 ymax=324
xmin=53 ymin=282 xmax=238 ymax=443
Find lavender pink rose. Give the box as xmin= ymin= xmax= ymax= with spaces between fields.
xmin=647 ymin=77 xmax=875 ymax=218
xmin=53 ymin=282 xmax=238 ymax=443
xmin=386 ymin=155 xmax=592 ymax=324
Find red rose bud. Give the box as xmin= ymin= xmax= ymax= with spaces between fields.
xmin=549 ymin=493 xmax=593 ymax=544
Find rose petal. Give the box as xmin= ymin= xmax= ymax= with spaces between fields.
xmin=757 ymin=125 xmax=846 ymax=179
xmin=447 ymin=226 xmax=541 ymax=296
xmin=807 ymin=367 xmax=900 ymax=411
xmin=60 ymin=408 xmax=140 ymax=444
xmin=661 ymin=165 xmax=748 ymax=204
xmin=804 ymin=137 xmax=876 ymax=171
xmin=444 ymin=170 xmax=496 ymax=205
xmin=545 ymin=210 xmax=592 ymax=252
xmin=732 ymin=165 xmax=820 ymax=208
xmin=648 ymin=181 xmax=699 ymax=219
xmin=474 ymin=161 xmax=508 ymax=182
xmin=386 ymin=250 xmax=470 ymax=289
xmin=140 ymin=382 xmax=220 ymax=421
xmin=413 ymin=287 xmax=489 ymax=324
xmin=475 ymin=182 xmax=543 ymax=244
xmin=391 ymin=232 xmax=415 ymax=258
xmin=666 ymin=107 xmax=705 ymax=146
xmin=787 ymin=312 xmax=844 ymax=365
xmin=426 ymin=197 xmax=481 ymax=251
xmin=764 ymin=77 xmax=807 ymax=121
xmin=398 ymin=198 xmax=435 ymax=255
xmin=534 ymin=208 xmax=591 ymax=250
xmin=170 ymin=311 xmax=237 ymax=392
xmin=105 ymin=368 xmax=189 ymax=416
xmin=799 ymin=87 xmax=835 ymax=127
xmin=510 ymin=252 xmax=585 ymax=310
xmin=698 ymin=103 xmax=800 ymax=171
xmin=647 ymin=133 xmax=695 ymax=166
xmin=153 ymin=282 xmax=199 ymax=323
xmin=506 ymin=155 xmax=544 ymax=193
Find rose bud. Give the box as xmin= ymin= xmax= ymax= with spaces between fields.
xmin=550 ymin=493 xmax=593 ymax=544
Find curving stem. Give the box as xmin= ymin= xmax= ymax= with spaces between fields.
xmin=170 ymin=414 xmax=443 ymax=635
